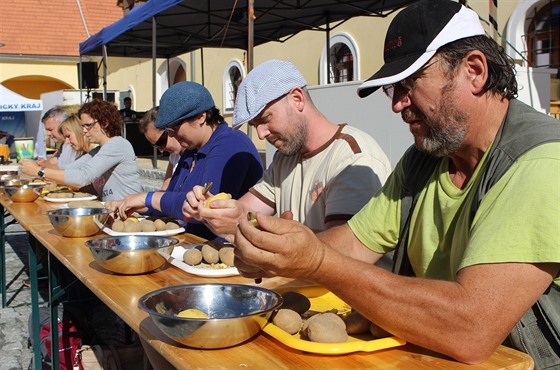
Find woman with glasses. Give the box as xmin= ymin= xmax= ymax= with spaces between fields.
xmin=20 ymin=99 xmax=142 ymax=201
xmin=137 ymin=107 xmax=183 ymax=190
xmin=58 ymin=114 xmax=97 ymax=159
xmin=111 ymin=81 xmax=263 ymax=240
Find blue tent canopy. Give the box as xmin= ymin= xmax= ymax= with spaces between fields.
xmin=80 ymin=0 xmax=414 ymax=58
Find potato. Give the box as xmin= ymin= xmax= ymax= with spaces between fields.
xmin=272 ymin=309 xmax=302 ymax=335
xmin=281 ymin=292 xmax=311 ymax=315
xmin=343 ymin=310 xmax=371 ymax=334
xmin=72 ymin=192 xmax=91 ymax=198
xmin=304 ymin=312 xmax=347 ymax=343
xmin=183 ymin=248 xmax=203 ymax=266
xmin=123 ymin=221 xmax=142 ymax=232
xmin=140 ymin=219 xmax=156 ymax=232
xmin=165 ymin=221 xmax=180 ymax=230
xmin=177 ymin=308 xmax=208 ymax=318
xmin=201 ymin=244 xmax=219 ymax=264
xmin=154 ymin=219 xmax=167 ymax=231
xmin=72 ymin=200 xmax=102 ymax=208
xmin=204 ymin=192 xmax=230 ymax=208
xmin=111 ymin=219 xmax=125 ymax=232
xmin=369 ymin=322 xmax=391 ymax=339
xmin=218 ymin=246 xmax=235 ymax=266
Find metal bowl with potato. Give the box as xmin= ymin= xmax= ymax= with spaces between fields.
xmin=138 ymin=283 xmax=283 ymax=349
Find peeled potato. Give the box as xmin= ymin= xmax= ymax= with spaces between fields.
xmin=204 ymin=192 xmax=230 ymax=208
xmin=177 ymin=308 xmax=208 ymax=319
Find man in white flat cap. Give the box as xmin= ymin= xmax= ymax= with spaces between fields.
xmin=183 ymin=59 xmax=391 ymax=237
xmin=229 ymin=0 xmax=560 ymax=368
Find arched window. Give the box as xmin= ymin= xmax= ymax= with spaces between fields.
xmin=526 ymin=0 xmax=559 ymax=78
xmin=157 ymin=57 xmax=187 ymax=104
xmin=223 ymin=60 xmax=245 ymax=114
xmin=319 ymin=33 xmax=359 ymax=85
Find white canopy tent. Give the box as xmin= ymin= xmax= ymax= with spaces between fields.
xmin=0 ymin=84 xmax=45 ymax=157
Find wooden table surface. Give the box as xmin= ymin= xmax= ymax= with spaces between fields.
xmin=28 ymin=222 xmax=534 ymax=370
xmin=0 ymin=193 xmax=58 ymax=230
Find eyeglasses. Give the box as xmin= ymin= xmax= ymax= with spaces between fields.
xmin=152 ymin=130 xmax=168 ymax=150
xmin=81 ymin=121 xmax=97 ymax=130
xmin=164 ymin=120 xmax=185 ymax=134
xmin=382 ymin=58 xmax=443 ymax=100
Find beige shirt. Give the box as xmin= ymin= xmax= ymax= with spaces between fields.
xmin=250 ymin=124 xmax=391 ymax=231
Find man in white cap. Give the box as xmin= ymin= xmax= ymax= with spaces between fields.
xmin=230 ymin=0 xmax=560 ymax=367
xmin=183 ymin=59 xmax=391 ymax=238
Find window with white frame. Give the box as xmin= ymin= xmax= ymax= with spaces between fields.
xmin=223 ymin=60 xmax=245 ymax=113
xmin=526 ymin=0 xmax=559 ymax=78
xmin=320 ymin=33 xmax=359 ymax=85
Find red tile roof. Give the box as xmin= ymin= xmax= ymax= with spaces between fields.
xmin=0 ymin=0 xmax=123 ymax=57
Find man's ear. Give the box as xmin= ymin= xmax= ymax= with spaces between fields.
xmin=288 ymin=87 xmax=306 ymax=112
xmin=464 ymin=50 xmax=487 ymax=94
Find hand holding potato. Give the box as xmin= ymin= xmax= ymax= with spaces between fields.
xmin=234 ymin=211 xmax=327 ymax=280
xmin=183 ymin=187 xmax=243 ymax=239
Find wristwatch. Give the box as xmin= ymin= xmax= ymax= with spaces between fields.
xmin=37 ymin=166 xmax=45 ymax=179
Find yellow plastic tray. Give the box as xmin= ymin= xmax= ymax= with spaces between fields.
xmin=262 ymin=286 xmax=406 ymax=355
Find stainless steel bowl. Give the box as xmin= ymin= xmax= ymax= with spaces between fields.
xmin=3 ymin=183 xmax=44 ymax=202
xmin=84 ymin=235 xmax=179 ymax=274
xmin=138 ymin=283 xmax=283 ymax=349
xmin=48 ymin=207 xmax=110 ymax=238
xmin=0 ymin=170 xmax=19 ymax=177
xmin=0 ymin=177 xmax=27 ymax=195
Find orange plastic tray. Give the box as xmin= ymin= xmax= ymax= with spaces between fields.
xmin=262 ymin=286 xmax=406 ymax=355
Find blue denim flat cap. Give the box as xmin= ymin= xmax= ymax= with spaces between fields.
xmin=233 ymin=59 xmax=307 ymax=129
xmin=155 ymin=81 xmax=215 ymax=129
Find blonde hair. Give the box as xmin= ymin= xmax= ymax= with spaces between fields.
xmin=58 ymin=114 xmax=92 ymax=156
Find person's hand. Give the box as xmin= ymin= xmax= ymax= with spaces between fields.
xmin=115 ymin=193 xmax=149 ymax=219
xmin=18 ymin=159 xmax=39 ymax=177
xmin=183 ymin=187 xmax=239 ymax=238
xmin=44 ymin=156 xmax=58 ymax=169
xmin=182 ymin=185 xmax=210 ymax=221
xmin=233 ymin=211 xmax=326 ymax=280
xmin=104 ymin=200 xmax=121 ymax=219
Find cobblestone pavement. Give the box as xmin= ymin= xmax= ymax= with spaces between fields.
xmin=0 ymin=158 xmax=168 ymax=370
xmin=0 ymin=217 xmax=43 ymax=370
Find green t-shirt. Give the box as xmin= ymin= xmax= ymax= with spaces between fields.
xmin=348 ymin=142 xmax=560 ymax=281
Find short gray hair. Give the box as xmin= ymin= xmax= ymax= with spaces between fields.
xmin=41 ymin=107 xmax=69 ymax=125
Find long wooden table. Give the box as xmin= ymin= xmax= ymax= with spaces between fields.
xmin=28 ymin=222 xmax=534 ymax=370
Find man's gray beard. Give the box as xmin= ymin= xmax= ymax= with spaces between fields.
xmin=420 ymin=116 xmax=467 ymax=157
xmin=415 ymin=85 xmax=469 ymax=157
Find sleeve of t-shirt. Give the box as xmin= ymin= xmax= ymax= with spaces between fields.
xmin=159 ymin=146 xmax=262 ymax=220
xmin=347 ymin=159 xmax=405 ymax=255
xmin=63 ymin=138 xmax=125 ymax=187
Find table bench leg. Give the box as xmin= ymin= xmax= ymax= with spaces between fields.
xmin=28 ymin=233 xmax=43 ymax=370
